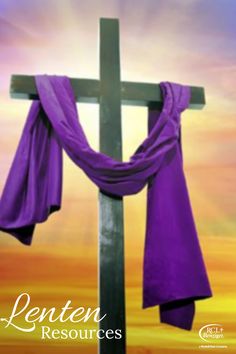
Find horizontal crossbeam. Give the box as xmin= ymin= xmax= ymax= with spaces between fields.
xmin=10 ymin=75 xmax=205 ymax=109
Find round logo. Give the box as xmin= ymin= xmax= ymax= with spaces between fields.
xmin=199 ymin=324 xmax=224 ymax=342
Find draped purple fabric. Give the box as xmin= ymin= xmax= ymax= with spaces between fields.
xmin=0 ymin=75 xmax=212 ymax=330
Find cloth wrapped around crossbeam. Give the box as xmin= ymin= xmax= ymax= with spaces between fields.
xmin=0 ymin=75 xmax=212 ymax=330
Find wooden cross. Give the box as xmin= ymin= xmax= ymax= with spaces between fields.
xmin=10 ymin=18 xmax=205 ymax=354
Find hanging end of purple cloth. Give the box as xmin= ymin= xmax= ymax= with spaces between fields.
xmin=0 ymin=204 xmax=60 ymax=246
xmin=0 ymin=224 xmax=35 ymax=246
xmin=160 ymin=299 xmax=195 ymax=331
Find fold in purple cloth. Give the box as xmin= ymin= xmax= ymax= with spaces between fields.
xmin=0 ymin=75 xmax=212 ymax=330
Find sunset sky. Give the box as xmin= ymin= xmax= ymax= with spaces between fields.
xmin=0 ymin=0 xmax=236 ymax=353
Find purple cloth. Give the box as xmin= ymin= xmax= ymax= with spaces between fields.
xmin=0 ymin=75 xmax=212 ymax=330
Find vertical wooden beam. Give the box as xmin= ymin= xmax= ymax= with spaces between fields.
xmin=99 ymin=18 xmax=126 ymax=354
